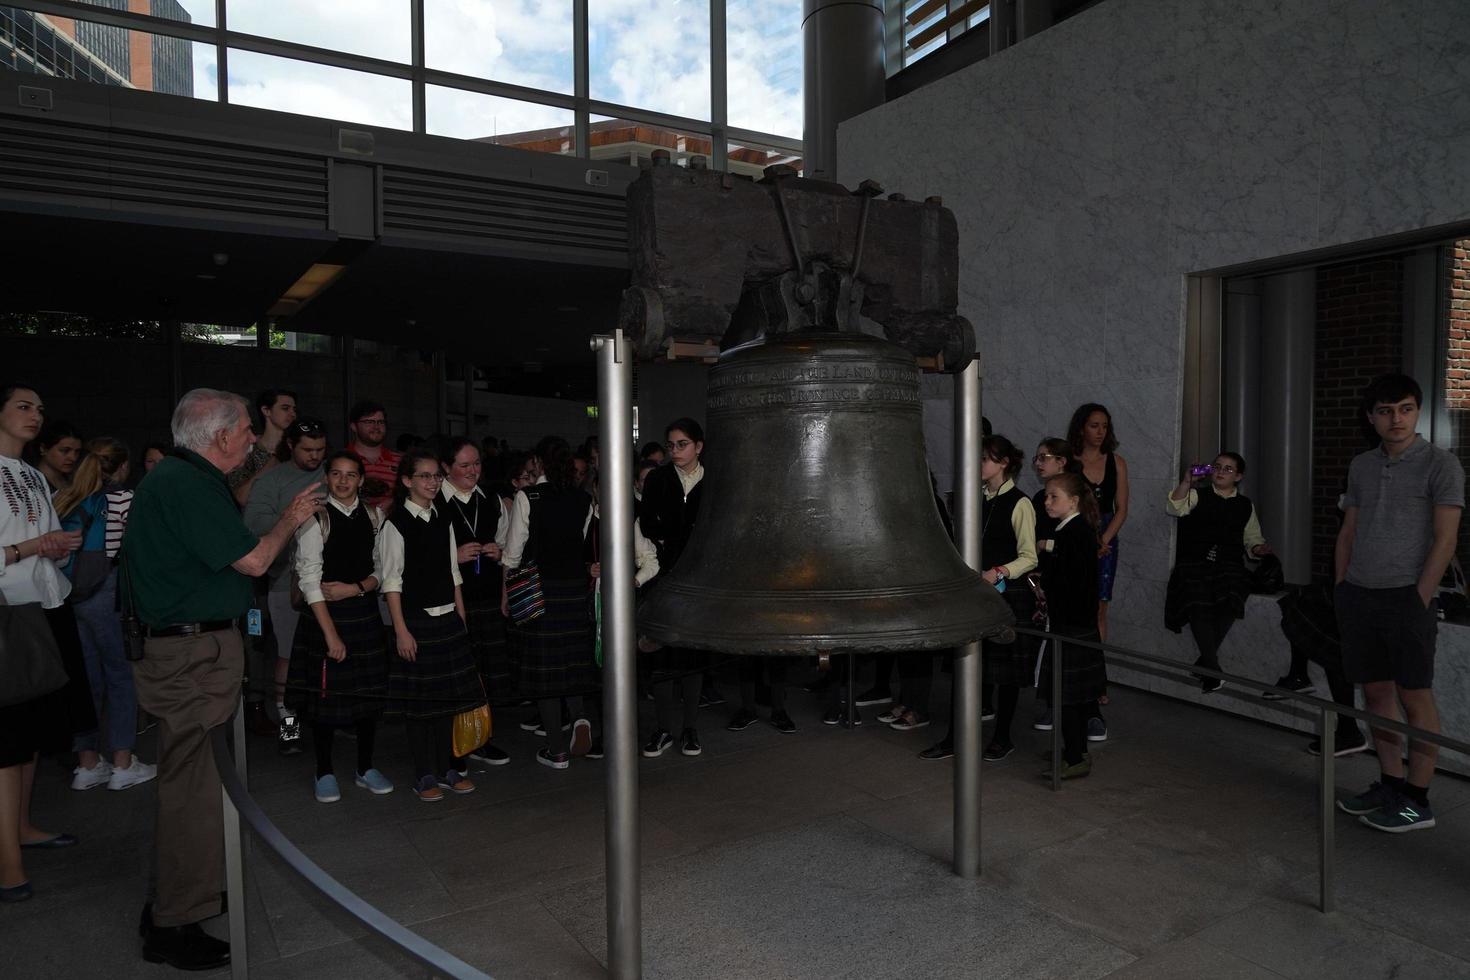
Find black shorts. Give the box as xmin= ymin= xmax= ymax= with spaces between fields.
xmin=1335 ymin=581 xmax=1437 ymax=689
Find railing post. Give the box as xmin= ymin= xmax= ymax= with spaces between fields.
xmin=594 ymin=330 xmax=642 ymax=980
xmin=1050 ymin=636 xmax=1063 ymax=793
xmin=1318 ymin=707 xmax=1335 ymax=913
xmin=952 ymin=359 xmax=983 ymax=877
xmin=225 ymin=696 xmax=249 ymax=979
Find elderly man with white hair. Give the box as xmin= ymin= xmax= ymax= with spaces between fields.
xmin=121 ymin=388 xmax=320 ymax=971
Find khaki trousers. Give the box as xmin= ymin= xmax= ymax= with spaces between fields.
xmin=132 ymin=628 xmax=243 ymax=927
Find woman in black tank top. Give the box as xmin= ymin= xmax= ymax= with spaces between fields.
xmin=1068 ymin=405 xmax=1129 ymax=643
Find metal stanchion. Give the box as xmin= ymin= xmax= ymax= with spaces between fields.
xmin=594 ymin=330 xmax=642 ymax=980
xmin=1318 ymin=707 xmax=1335 ymax=913
xmin=1050 ymin=638 xmax=1063 ymax=793
xmin=225 ymin=695 xmax=249 ymax=980
xmin=952 ymin=359 xmax=983 ymax=877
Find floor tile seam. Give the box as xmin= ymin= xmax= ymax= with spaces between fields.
xmin=1167 ymin=901 xmax=1299 ymax=979
xmin=1326 ymin=897 xmax=1470 ymax=968
xmin=535 ymin=892 xmax=613 ymax=972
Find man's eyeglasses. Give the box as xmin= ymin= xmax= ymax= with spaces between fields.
xmin=666 ymin=439 xmax=694 ymax=451
xmin=355 ymin=418 xmax=387 ymax=427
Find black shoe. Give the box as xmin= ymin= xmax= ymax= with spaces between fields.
xmin=1307 ymin=729 xmax=1371 ymax=757
xmin=854 ymin=687 xmax=893 ymax=707
xmin=277 ymin=715 xmax=302 ymax=756
xmin=641 ymin=730 xmax=673 ymax=758
xmin=982 ymin=741 xmax=1014 ymax=761
xmin=680 ymin=728 xmax=702 ymax=756
xmin=770 ymin=709 xmax=797 ymax=734
xmin=919 ymin=738 xmax=955 ymax=761
xmin=1200 ymin=677 xmax=1224 ymax=694
xmin=1262 ymin=675 xmax=1316 ymax=700
xmin=586 ymin=738 xmax=605 ymax=759
xmin=468 ymin=742 xmax=510 ymax=766
xmin=822 ymin=705 xmax=863 ymax=726
xmin=142 ymin=921 xmax=231 ymax=971
xmin=699 ymin=688 xmax=726 ymax=708
xmin=726 ymin=708 xmax=759 ymax=731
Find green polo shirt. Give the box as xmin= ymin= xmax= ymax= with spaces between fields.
xmin=123 ymin=449 xmax=258 ymax=628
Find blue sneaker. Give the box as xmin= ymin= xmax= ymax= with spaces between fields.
xmin=354 ymin=769 xmax=394 ymax=795
xmin=1360 ymin=792 xmax=1435 ymax=834
xmin=1337 ymin=780 xmax=1397 ymax=816
xmin=313 ymin=774 xmax=341 ymax=804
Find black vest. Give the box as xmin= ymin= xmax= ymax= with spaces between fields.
xmin=1176 ymin=490 xmax=1254 ymax=563
xmin=322 ymin=503 xmax=376 ymax=586
xmin=443 ymin=489 xmax=502 ymax=600
xmin=525 ymin=485 xmax=591 ymax=581
xmin=982 ymin=485 xmax=1025 ymax=568
xmin=387 ymin=505 xmax=455 ymax=610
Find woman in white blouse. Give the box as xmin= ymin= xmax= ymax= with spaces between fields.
xmin=0 ymin=382 xmax=92 ymax=903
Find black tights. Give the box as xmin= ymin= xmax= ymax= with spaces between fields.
xmin=654 ymin=672 xmax=702 ymax=733
xmin=990 ymin=684 xmax=1021 ymax=748
xmin=406 ymin=715 xmax=462 ymax=780
xmin=1189 ymin=606 xmax=1238 ymax=671
xmin=739 ymin=658 xmax=787 ymax=711
xmin=1060 ymin=704 xmax=1088 ymax=765
xmin=538 ymin=696 xmax=585 ymax=754
xmin=313 ymin=719 xmax=378 ymax=778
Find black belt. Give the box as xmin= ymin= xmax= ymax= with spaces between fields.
xmin=143 ymin=620 xmax=236 ymax=639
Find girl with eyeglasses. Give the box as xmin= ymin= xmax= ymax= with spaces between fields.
xmin=1028 ymin=438 xmax=1076 ymax=734
xmin=381 ymin=448 xmax=486 ymax=802
xmin=1164 ymin=452 xmax=1273 ymax=694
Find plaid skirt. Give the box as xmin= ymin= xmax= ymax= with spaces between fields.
xmin=510 ymin=578 xmax=597 ymax=699
xmin=1035 ymin=626 xmax=1107 ymax=706
xmin=983 ymin=586 xmax=1039 ymax=687
xmin=285 ymin=594 xmax=388 ymax=725
xmin=463 ymin=590 xmax=512 ymax=696
xmin=1164 ymin=560 xmax=1253 ymax=633
xmin=386 ymin=608 xmax=485 ymax=721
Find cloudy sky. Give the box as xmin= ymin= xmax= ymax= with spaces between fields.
xmin=162 ymin=0 xmax=800 ymax=143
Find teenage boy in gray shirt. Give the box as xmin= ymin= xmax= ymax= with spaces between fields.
xmin=1334 ymin=374 xmax=1463 ymax=833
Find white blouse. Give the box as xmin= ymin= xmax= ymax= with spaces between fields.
xmin=378 ymin=499 xmax=462 ymax=617
xmin=0 ymin=455 xmax=71 ymax=609
xmin=293 ymin=496 xmax=384 ymax=607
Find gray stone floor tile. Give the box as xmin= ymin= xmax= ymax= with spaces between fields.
xmin=1100 ymin=935 xmax=1284 ymax=978
xmin=1195 ymin=897 xmax=1470 ymax=979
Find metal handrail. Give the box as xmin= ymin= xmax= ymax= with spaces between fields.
xmin=1012 ymin=624 xmax=1470 ymax=913
xmin=209 ymin=719 xmax=491 ymax=980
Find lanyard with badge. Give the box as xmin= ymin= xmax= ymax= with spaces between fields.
xmin=452 ymin=494 xmax=482 ymax=574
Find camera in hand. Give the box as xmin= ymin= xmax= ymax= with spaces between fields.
xmin=1190 ymin=464 xmax=1214 ymax=478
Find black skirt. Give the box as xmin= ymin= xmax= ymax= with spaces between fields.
xmin=1035 ymin=625 xmax=1107 ymax=706
xmin=1164 ymin=560 xmax=1253 ymax=633
xmin=285 ymin=593 xmax=390 ymax=726
xmin=983 ymin=587 xmax=1040 ymax=688
xmin=509 ymin=577 xmax=597 ymax=699
xmin=462 ymin=589 xmax=512 ymax=696
xmin=0 ymin=602 xmax=97 ymax=768
xmin=385 ymin=608 xmax=485 ymax=721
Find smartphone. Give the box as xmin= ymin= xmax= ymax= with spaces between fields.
xmin=1190 ymin=464 xmax=1214 ymax=478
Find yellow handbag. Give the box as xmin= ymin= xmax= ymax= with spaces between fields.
xmin=452 ymin=701 xmax=492 ymax=758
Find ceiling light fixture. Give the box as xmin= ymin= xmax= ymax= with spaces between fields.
xmin=268 ymin=262 xmax=347 ymax=316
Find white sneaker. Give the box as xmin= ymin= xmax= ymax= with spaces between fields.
xmin=70 ymin=761 xmax=113 ymax=791
xmin=107 ymin=759 xmax=158 ymax=791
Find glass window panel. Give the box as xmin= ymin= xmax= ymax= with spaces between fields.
xmin=149 ymin=0 xmax=216 ymax=28
xmin=227 ymin=50 xmax=412 ymax=130
xmin=224 ymin=0 xmax=409 ymax=63
xmin=0 ymin=9 xmax=215 ymax=99
xmin=182 ymin=322 xmax=253 ymax=345
xmin=0 ymin=312 xmax=164 ymax=341
xmin=590 ymin=0 xmax=710 ymax=122
xmin=588 ymin=115 xmax=712 ymax=169
xmin=424 ymin=0 xmax=573 ymax=95
xmin=426 ymin=85 xmax=575 ymax=152
xmin=726 ymin=0 xmax=800 ymax=140
xmin=727 ymin=140 xmax=800 ymax=179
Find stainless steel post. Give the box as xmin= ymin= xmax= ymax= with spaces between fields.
xmin=952 ymin=360 xmax=983 ymax=877
xmin=594 ymin=330 xmax=642 ymax=980
xmin=1318 ymin=707 xmax=1335 ymax=913
xmin=225 ymin=697 xmax=248 ymax=980
xmin=1050 ymin=638 xmax=1062 ymax=793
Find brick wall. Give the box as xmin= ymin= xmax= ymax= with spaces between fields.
xmin=1444 ymin=239 xmax=1470 ymax=572
xmin=1310 ymin=254 xmax=1407 ymax=580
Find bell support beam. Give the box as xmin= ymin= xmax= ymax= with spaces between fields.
xmin=594 ymin=330 xmax=642 ymax=980
xmin=952 ymin=357 xmax=983 ymax=877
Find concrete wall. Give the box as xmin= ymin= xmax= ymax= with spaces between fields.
xmin=840 ymin=0 xmax=1470 ymax=756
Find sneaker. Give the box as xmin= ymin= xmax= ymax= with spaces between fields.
xmin=680 ymin=728 xmax=703 ymax=756
xmin=437 ymin=770 xmax=475 ymax=795
xmin=889 ymin=710 xmax=930 ymax=732
xmin=699 ymin=688 xmax=726 ymax=708
xmin=1359 ymin=792 xmax=1435 ymax=833
xmin=314 ymin=774 xmax=341 ymax=804
xmin=570 ymin=718 xmax=593 ymax=757
xmin=1040 ymin=757 xmax=1093 ymax=780
xmin=107 ymin=759 xmax=157 ymax=791
xmin=726 ymin=708 xmax=759 ymax=732
xmin=1337 ymin=780 xmax=1398 ymax=816
xmin=278 ymin=715 xmax=302 ymax=756
xmin=468 ymin=743 xmax=510 ymax=766
xmin=536 ymin=748 xmax=571 ymax=770
xmin=70 ymin=761 xmax=113 ymax=791
xmin=981 ymin=708 xmax=997 ymax=722
xmin=519 ymin=715 xmax=540 ymax=732
xmin=586 ymin=738 xmax=605 ymax=759
xmin=1262 ymin=675 xmax=1316 ymax=701
xmin=822 ymin=704 xmax=863 ymax=726
xmin=876 ymin=704 xmax=907 ymax=725
xmin=918 ymin=738 xmax=955 ymax=761
xmin=413 ymin=775 xmax=444 ymax=802
xmin=1033 ymin=708 xmax=1054 ymax=732
xmin=855 ymin=687 xmax=893 ymax=707
xmin=641 ymin=730 xmax=674 ymax=757
xmin=1307 ymin=730 xmax=1371 ymax=757
xmin=1086 ymin=717 xmax=1108 ymax=742
xmin=354 ymin=769 xmax=394 ymax=795
xmin=533 ymin=721 xmax=572 ymax=737
xmin=770 ymin=709 xmax=797 ymax=734
xmin=1200 ymin=677 xmax=1224 ymax=694
xmin=982 ymin=742 xmax=1014 ymax=761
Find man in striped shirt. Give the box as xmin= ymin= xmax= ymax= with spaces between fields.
xmin=346 ymin=399 xmax=401 ymax=513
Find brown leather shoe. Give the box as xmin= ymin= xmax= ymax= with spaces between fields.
xmin=437 ymin=770 xmax=475 ymax=795
xmin=413 ymin=776 xmax=444 ymax=802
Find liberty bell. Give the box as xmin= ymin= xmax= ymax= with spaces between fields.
xmin=637 ymin=331 xmax=1013 ymax=655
